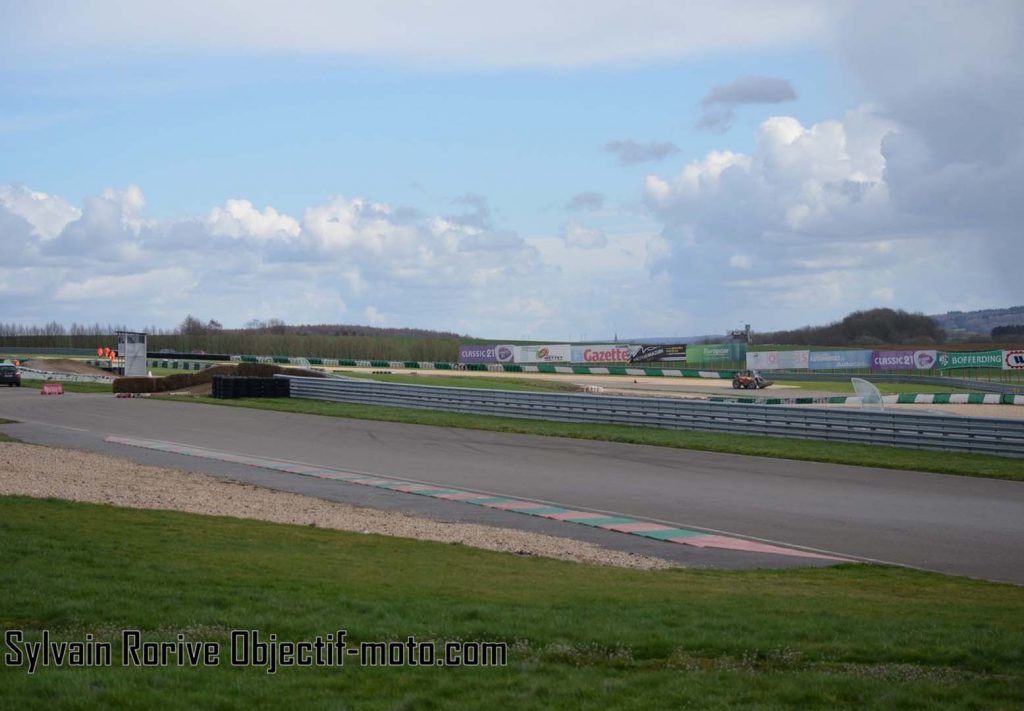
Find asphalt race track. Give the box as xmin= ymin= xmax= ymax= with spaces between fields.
xmin=2 ymin=389 xmax=1023 ymax=584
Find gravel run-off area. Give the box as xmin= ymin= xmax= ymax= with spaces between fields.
xmin=0 ymin=442 xmax=673 ymax=570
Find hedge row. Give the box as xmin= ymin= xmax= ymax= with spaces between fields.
xmin=113 ymin=363 xmax=323 ymax=394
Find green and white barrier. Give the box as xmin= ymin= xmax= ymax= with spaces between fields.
xmin=711 ymin=393 xmax=1024 ymax=406
xmin=226 ymin=353 xmax=735 ymax=378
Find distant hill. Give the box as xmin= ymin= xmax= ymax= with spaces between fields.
xmin=753 ymin=308 xmax=945 ymax=347
xmin=930 ymin=306 xmax=1024 ymax=340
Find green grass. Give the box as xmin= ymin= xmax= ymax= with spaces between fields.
xmin=20 ymin=380 xmax=113 ymax=394
xmin=0 ymin=418 xmax=19 ymax=443
xmin=147 ymin=366 xmax=197 ymax=376
xmin=337 ymin=370 xmax=581 ymax=393
xmin=163 ymin=396 xmax=1024 ymax=481
xmin=1 ymin=497 xmax=1021 ymax=709
xmin=777 ymin=380 xmax=977 ymax=395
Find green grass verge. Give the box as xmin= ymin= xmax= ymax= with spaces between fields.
xmin=19 ymin=381 xmax=113 ymax=394
xmin=779 ymin=380 xmax=977 ymax=395
xmin=147 ymin=366 xmax=197 ymax=376
xmin=160 ymin=396 xmax=1024 ymax=481
xmin=1 ymin=497 xmax=1021 ymax=708
xmin=337 ymin=370 xmax=581 ymax=393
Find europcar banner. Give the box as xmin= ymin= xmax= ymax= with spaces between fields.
xmin=629 ymin=344 xmax=687 ymax=364
xmin=1004 ymin=350 xmax=1024 ymax=370
xmin=570 ymin=345 xmax=634 ymax=363
xmin=514 ymin=344 xmax=572 ymax=363
xmin=687 ymin=343 xmax=747 ymax=364
xmin=458 ymin=345 xmax=498 ymax=364
xmin=937 ymin=350 xmax=1005 ymax=370
xmin=745 ymin=350 xmax=809 ymax=370
xmin=808 ymin=350 xmax=874 ymax=370
xmin=870 ymin=350 xmax=937 ymax=370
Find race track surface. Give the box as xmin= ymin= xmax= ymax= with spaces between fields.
xmin=2 ymin=389 xmax=1023 ymax=584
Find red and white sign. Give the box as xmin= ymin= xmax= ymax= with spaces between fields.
xmin=1004 ymin=350 xmax=1024 ymax=370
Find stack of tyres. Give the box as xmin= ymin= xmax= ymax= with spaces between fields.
xmin=212 ymin=376 xmax=291 ymax=399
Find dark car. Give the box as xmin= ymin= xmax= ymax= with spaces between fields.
xmin=0 ymin=363 xmax=21 ymax=387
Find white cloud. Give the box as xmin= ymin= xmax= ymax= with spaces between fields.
xmin=1 ymin=1 xmax=836 ymax=68
xmin=54 ymin=267 xmax=197 ymax=301
xmin=642 ymin=103 xmax=1013 ymax=326
xmin=728 ymin=254 xmax=752 ymax=270
xmin=0 ymin=1 xmax=839 ymax=69
xmin=0 ymin=184 xmax=80 ymax=240
xmin=562 ymin=223 xmax=608 ymax=249
xmin=206 ymin=199 xmax=300 ymax=240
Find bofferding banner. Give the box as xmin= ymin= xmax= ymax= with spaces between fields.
xmin=745 ymin=350 xmax=809 ymax=370
xmin=570 ymin=345 xmax=635 ymax=363
xmin=458 ymin=345 xmax=498 ymax=364
xmin=937 ymin=350 xmax=1005 ymax=370
xmin=870 ymin=350 xmax=938 ymax=370
xmin=629 ymin=344 xmax=687 ymax=364
xmin=514 ymin=344 xmax=572 ymax=363
xmin=808 ymin=350 xmax=874 ymax=370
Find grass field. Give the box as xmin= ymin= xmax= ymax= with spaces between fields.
xmin=1 ymin=496 xmax=1021 ymax=708
xmin=167 ymin=396 xmax=1024 ymax=481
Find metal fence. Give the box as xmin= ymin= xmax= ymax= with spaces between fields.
xmin=282 ymin=376 xmax=1024 ymax=458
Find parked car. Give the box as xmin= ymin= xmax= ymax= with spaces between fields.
xmin=0 ymin=363 xmax=21 ymax=387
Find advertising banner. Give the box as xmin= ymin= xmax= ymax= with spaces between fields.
xmin=629 ymin=344 xmax=687 ymax=364
xmin=687 ymin=343 xmax=747 ymax=364
xmin=937 ymin=350 xmax=1005 ymax=370
xmin=870 ymin=350 xmax=937 ymax=370
xmin=570 ymin=345 xmax=635 ymax=363
xmin=493 ymin=345 xmax=516 ymax=363
xmin=1004 ymin=350 xmax=1024 ymax=370
xmin=514 ymin=344 xmax=572 ymax=363
xmin=808 ymin=349 xmax=874 ymax=370
xmin=458 ymin=345 xmax=498 ymax=364
xmin=745 ymin=350 xmax=809 ymax=370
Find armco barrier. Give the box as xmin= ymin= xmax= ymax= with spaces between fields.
xmin=18 ymin=367 xmax=113 ymax=384
xmin=281 ymin=376 xmax=1024 ymax=457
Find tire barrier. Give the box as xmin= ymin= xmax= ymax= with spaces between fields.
xmin=211 ymin=376 xmax=291 ymax=400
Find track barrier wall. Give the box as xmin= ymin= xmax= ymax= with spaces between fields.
xmin=282 ymin=376 xmax=1024 ymax=458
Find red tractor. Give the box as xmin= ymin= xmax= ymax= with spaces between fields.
xmin=732 ymin=370 xmax=772 ymax=389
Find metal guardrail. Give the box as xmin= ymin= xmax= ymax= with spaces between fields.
xmin=18 ymin=367 xmax=113 ymax=383
xmin=282 ymin=376 xmax=1024 ymax=458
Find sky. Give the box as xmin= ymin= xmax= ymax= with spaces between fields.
xmin=0 ymin=0 xmax=1021 ymax=340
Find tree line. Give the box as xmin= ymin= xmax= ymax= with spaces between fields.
xmin=752 ymin=308 xmax=947 ymax=346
